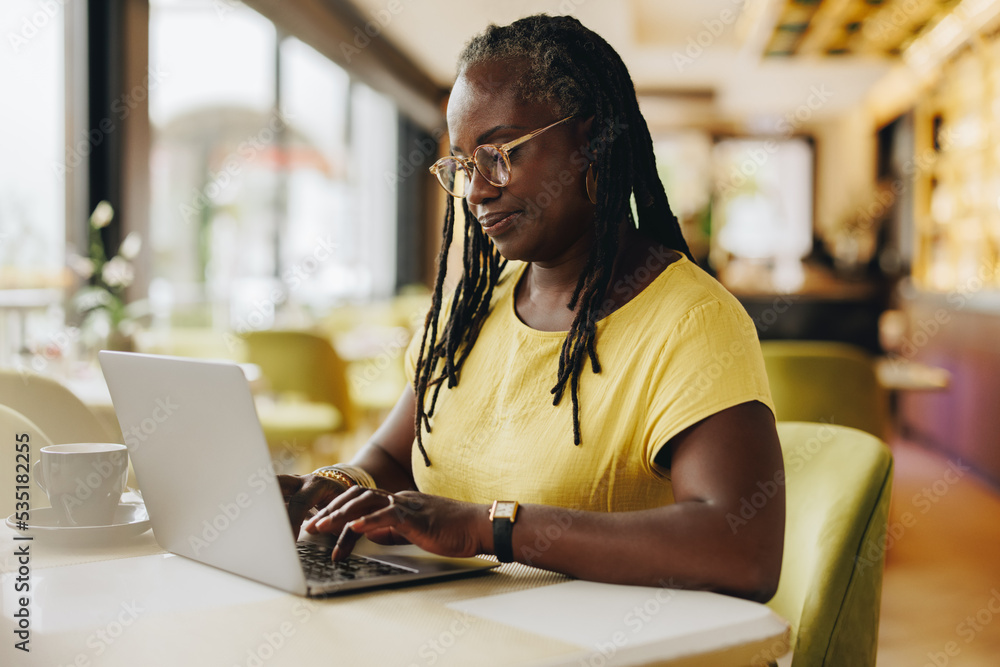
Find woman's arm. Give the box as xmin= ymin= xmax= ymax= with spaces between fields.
xmin=309 ymin=400 xmax=785 ymax=602
xmin=280 ymin=385 xmax=417 ymax=536
xmin=494 ymin=401 xmax=784 ymax=601
xmin=346 ymin=385 xmax=418 ymax=492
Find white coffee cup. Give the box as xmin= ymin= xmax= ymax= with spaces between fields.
xmin=33 ymin=443 xmax=129 ymax=526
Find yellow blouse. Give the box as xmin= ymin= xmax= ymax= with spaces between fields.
xmin=404 ymin=255 xmax=773 ymax=512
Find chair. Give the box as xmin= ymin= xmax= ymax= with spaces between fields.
xmin=0 ymin=370 xmax=148 ymax=490
xmin=761 ymin=341 xmax=889 ymax=439
xmin=0 ymin=369 xmax=122 ymax=444
xmin=768 ymin=422 xmax=893 ymax=667
xmin=0 ymin=404 xmax=55 ymax=515
xmin=242 ymin=330 xmax=357 ymax=466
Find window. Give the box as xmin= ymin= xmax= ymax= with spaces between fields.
xmin=148 ymin=0 xmax=397 ymax=329
xmin=712 ymin=138 xmax=814 ymax=291
xmin=0 ymin=0 xmax=65 ymax=276
xmin=0 ymin=1 xmax=66 ymax=366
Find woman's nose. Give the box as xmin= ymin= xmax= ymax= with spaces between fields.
xmin=466 ymin=166 xmax=502 ymax=206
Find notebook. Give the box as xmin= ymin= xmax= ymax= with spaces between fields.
xmin=98 ymin=350 xmax=498 ymax=597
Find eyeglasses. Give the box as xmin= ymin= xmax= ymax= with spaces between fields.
xmin=429 ymin=116 xmax=574 ymax=198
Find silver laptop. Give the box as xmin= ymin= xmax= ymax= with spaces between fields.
xmin=98 ymin=350 xmax=498 ymax=597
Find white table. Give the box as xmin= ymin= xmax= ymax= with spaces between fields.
xmin=0 ymin=523 xmax=789 ymax=666
xmin=0 ymin=288 xmax=63 ymax=365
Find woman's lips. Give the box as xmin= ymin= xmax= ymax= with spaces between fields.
xmin=480 ymin=212 xmax=521 ymax=237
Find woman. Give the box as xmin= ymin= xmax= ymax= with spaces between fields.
xmin=282 ymin=15 xmax=785 ymax=601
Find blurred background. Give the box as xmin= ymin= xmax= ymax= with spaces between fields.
xmin=3 ymin=1 xmax=1000 ymax=663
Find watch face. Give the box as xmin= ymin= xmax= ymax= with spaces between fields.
xmin=492 ymin=501 xmax=518 ymax=520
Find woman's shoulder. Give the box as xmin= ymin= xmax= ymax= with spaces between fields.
xmin=666 ymin=256 xmax=744 ymax=309
xmin=614 ymin=253 xmax=754 ymax=334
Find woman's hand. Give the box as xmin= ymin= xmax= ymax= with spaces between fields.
xmin=279 ymin=473 xmax=350 ymax=538
xmin=305 ymin=487 xmax=488 ymax=561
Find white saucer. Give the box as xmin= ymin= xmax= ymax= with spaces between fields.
xmin=5 ymin=503 xmax=151 ymax=547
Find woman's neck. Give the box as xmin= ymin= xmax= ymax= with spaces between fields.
xmin=515 ymin=220 xmax=672 ymax=332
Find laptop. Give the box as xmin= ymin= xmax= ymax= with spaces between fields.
xmin=98 ymin=350 xmax=498 ymax=597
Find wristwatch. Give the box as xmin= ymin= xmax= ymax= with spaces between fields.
xmin=489 ymin=500 xmax=519 ymax=563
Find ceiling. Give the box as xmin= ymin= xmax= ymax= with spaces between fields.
xmin=346 ymin=0 xmax=905 ymax=129
xmin=764 ymin=0 xmax=962 ymax=57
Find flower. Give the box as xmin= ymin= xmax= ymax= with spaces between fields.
xmin=102 ymin=256 xmax=134 ymax=288
xmin=67 ymin=254 xmax=95 ymax=279
xmin=118 ymin=231 xmax=142 ymax=260
xmin=90 ymin=200 xmax=114 ymax=229
xmin=71 ymin=201 xmax=147 ymax=342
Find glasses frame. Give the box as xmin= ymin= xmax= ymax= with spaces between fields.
xmin=429 ymin=115 xmax=575 ymax=197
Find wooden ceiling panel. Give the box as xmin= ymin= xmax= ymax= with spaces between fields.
xmin=765 ymin=0 xmax=964 ymax=57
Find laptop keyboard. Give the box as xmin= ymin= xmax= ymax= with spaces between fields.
xmin=296 ymin=541 xmax=415 ymax=583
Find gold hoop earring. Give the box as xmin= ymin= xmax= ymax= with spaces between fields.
xmin=586 ymin=162 xmax=598 ymax=204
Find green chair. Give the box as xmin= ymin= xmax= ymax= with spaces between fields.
xmin=242 ymin=330 xmax=357 ymax=467
xmin=768 ymin=422 xmax=893 ymax=666
xmin=761 ymin=341 xmax=889 ymax=439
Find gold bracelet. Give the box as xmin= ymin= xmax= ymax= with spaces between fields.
xmin=331 ymin=464 xmax=376 ymax=489
xmin=312 ymin=467 xmax=356 ymax=489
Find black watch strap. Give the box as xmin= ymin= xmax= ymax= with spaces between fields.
xmin=490 ymin=500 xmax=518 ymax=563
xmin=493 ymin=517 xmax=515 ymax=563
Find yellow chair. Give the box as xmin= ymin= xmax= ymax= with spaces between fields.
xmin=761 ymin=341 xmax=889 ymax=439
xmin=768 ymin=422 xmax=893 ymax=667
xmin=0 ymin=404 xmax=55 ymax=516
xmin=242 ymin=330 xmax=357 ymax=466
xmin=134 ymin=326 xmax=243 ymax=359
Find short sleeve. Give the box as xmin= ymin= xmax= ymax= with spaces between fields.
xmin=643 ymin=300 xmax=774 ymax=468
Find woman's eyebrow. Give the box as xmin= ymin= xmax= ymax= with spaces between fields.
xmin=450 ymin=124 xmax=529 ymax=154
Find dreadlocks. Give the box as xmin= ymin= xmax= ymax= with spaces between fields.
xmin=412 ymin=14 xmax=693 ymax=466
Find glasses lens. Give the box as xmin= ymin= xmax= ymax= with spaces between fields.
xmin=474 ymin=146 xmax=509 ymax=187
xmin=433 ymin=158 xmax=468 ymax=197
